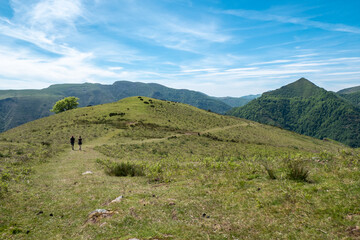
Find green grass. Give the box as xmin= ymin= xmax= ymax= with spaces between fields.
xmin=0 ymin=96 xmax=359 ymax=239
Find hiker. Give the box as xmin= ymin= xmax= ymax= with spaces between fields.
xmin=78 ymin=136 xmax=83 ymax=150
xmin=70 ymin=136 xmax=75 ymax=150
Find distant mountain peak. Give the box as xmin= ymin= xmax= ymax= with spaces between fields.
xmin=265 ymin=78 xmax=325 ymax=98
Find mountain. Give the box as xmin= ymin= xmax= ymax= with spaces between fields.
xmin=216 ymin=94 xmax=261 ymax=107
xmin=337 ymin=85 xmax=360 ymax=107
xmin=2 ymin=96 xmax=358 ymax=239
xmin=0 ymin=81 xmax=235 ymax=132
xmin=228 ymin=78 xmax=360 ymax=147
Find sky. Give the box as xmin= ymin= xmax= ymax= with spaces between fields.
xmin=0 ymin=0 xmax=359 ymax=97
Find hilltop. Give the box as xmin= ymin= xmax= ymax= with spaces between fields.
xmin=228 ymin=78 xmax=360 ymax=147
xmin=0 ymin=81 xmax=243 ymax=132
xmin=265 ymin=78 xmax=326 ymax=98
xmin=1 ymin=96 xmax=359 ymax=239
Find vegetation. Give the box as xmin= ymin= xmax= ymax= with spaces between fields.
xmin=338 ymin=86 xmax=360 ymax=107
xmin=0 ymin=96 xmax=359 ymax=239
xmin=216 ymin=94 xmax=260 ymax=107
xmin=228 ymin=78 xmax=360 ymax=147
xmin=0 ymin=81 xmax=237 ymax=133
xmin=50 ymin=96 xmax=79 ymax=114
xmin=97 ymin=159 xmax=145 ymax=177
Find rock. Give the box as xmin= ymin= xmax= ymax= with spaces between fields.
xmin=110 ymin=195 xmax=123 ymax=203
xmin=87 ymin=209 xmax=116 ymax=224
xmin=82 ymin=171 xmax=93 ymax=175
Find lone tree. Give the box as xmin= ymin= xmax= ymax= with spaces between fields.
xmin=51 ymin=97 xmax=79 ymax=114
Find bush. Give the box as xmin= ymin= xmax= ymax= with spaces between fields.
xmin=97 ymin=159 xmax=144 ymax=177
xmin=50 ymin=96 xmax=79 ymax=114
xmin=263 ymin=164 xmax=276 ymax=179
xmin=287 ymin=161 xmax=310 ymax=182
xmin=109 ymin=112 xmax=125 ymax=117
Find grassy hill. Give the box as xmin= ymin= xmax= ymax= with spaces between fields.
xmin=338 ymin=85 xmax=360 ymax=107
xmin=228 ymin=78 xmax=360 ymax=148
xmin=0 ymin=96 xmax=359 ymax=239
xmin=0 ymin=81 xmax=234 ymax=133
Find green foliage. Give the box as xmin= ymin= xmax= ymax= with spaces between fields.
xmin=263 ymin=163 xmax=277 ymax=179
xmin=97 ymin=159 xmax=144 ymax=177
xmin=50 ymin=97 xmax=79 ymax=114
xmin=229 ymin=78 xmax=360 ymax=147
xmin=286 ymin=161 xmax=310 ymax=182
xmin=339 ymin=91 xmax=360 ymax=107
xmin=216 ymin=94 xmax=260 ymax=107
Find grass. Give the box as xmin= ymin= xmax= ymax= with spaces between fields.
xmin=97 ymin=159 xmax=145 ymax=177
xmin=0 ymin=96 xmax=359 ymax=239
xmin=287 ymin=161 xmax=310 ymax=182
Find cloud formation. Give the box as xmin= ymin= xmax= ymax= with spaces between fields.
xmin=0 ymin=0 xmax=359 ymax=96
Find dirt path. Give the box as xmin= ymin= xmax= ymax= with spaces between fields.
xmin=0 ymin=122 xmax=247 ymax=239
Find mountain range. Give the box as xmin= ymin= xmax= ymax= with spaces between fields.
xmin=0 ymin=81 xmax=257 ymax=132
xmin=228 ymin=78 xmax=360 ymax=147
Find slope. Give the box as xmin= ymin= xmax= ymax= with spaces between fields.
xmin=0 ymin=81 xmax=233 ymax=133
xmin=216 ymin=94 xmax=261 ymax=107
xmin=337 ymin=85 xmax=360 ymax=107
xmin=228 ymin=78 xmax=360 ymax=147
xmin=1 ymin=96 xmax=360 ymax=239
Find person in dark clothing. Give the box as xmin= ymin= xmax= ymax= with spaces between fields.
xmin=78 ymin=136 xmax=83 ymax=150
xmin=70 ymin=136 xmax=75 ymax=150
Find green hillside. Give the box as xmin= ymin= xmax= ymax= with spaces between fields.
xmin=217 ymin=94 xmax=261 ymax=107
xmin=338 ymin=85 xmax=360 ymax=94
xmin=228 ymin=78 xmax=360 ymax=147
xmin=1 ymin=97 xmax=359 ymax=239
xmin=338 ymin=86 xmax=360 ymax=107
xmin=0 ymin=81 xmax=233 ymax=133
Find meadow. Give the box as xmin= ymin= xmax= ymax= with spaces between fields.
xmin=0 ymin=97 xmax=359 ymax=239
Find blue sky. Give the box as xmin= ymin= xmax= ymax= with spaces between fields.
xmin=0 ymin=0 xmax=359 ymax=96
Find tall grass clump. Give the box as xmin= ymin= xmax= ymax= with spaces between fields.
xmin=262 ymin=163 xmax=277 ymax=180
xmin=97 ymin=159 xmax=144 ymax=177
xmin=287 ymin=161 xmax=310 ymax=182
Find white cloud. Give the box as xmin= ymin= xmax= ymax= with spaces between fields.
xmin=30 ymin=0 xmax=83 ymax=30
xmin=0 ymin=46 xmax=125 ymax=85
xmin=249 ymin=59 xmax=293 ymax=66
xmin=223 ymin=9 xmax=360 ymax=34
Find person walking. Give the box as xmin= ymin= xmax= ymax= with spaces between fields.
xmin=70 ymin=136 xmax=75 ymax=150
xmin=78 ymin=136 xmax=83 ymax=151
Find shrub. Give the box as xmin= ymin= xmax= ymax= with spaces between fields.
xmin=263 ymin=164 xmax=276 ymax=179
xmin=97 ymin=159 xmax=145 ymax=177
xmin=109 ymin=112 xmax=126 ymax=117
xmin=50 ymin=96 xmax=79 ymax=114
xmin=287 ymin=161 xmax=310 ymax=182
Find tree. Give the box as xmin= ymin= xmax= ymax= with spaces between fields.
xmin=51 ymin=97 xmax=79 ymax=114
